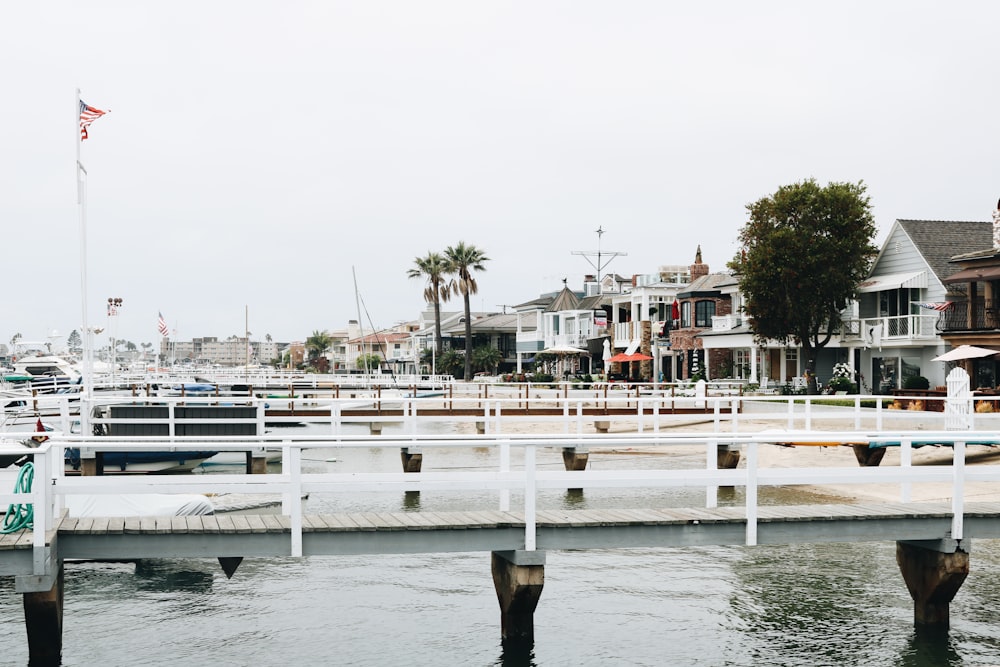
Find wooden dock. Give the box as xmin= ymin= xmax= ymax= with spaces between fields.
xmin=3 ymin=501 xmax=999 ymax=564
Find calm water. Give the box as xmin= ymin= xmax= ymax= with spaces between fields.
xmin=2 ymin=422 xmax=1000 ymax=666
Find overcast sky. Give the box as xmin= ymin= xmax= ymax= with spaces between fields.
xmin=3 ymin=1 xmax=998 ymax=350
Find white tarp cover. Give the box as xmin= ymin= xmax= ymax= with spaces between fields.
xmin=65 ymin=494 xmax=215 ymax=517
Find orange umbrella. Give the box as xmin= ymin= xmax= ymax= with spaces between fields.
xmin=608 ymin=352 xmax=653 ymax=363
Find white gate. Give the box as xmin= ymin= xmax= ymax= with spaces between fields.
xmin=945 ymin=366 xmax=972 ymax=430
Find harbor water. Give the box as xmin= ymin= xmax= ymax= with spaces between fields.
xmin=2 ymin=421 xmax=1000 ymax=666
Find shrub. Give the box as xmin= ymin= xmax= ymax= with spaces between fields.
xmin=903 ymin=375 xmax=930 ymax=390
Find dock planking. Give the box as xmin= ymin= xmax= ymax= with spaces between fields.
xmin=1 ymin=501 xmax=995 ymax=560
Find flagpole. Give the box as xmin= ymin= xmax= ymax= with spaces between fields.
xmin=76 ymin=88 xmax=93 ymax=434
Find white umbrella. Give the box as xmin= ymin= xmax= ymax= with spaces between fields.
xmin=602 ymin=339 xmax=612 ymax=364
xmin=540 ymin=345 xmax=587 ymax=355
xmin=932 ymin=345 xmax=1000 ymax=362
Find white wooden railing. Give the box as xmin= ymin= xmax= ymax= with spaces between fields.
xmin=2 ymin=428 xmax=999 ymax=565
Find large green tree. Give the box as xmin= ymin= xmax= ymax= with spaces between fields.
xmin=407 ymin=252 xmax=451 ymax=365
xmin=729 ymin=179 xmax=878 ymax=393
xmin=445 ymin=242 xmax=489 ymax=382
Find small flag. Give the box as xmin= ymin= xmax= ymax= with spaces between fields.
xmin=916 ymin=302 xmax=954 ymax=311
xmin=157 ymin=311 xmax=169 ymax=337
xmin=79 ymin=100 xmax=107 ymax=140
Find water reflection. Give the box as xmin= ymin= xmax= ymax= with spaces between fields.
xmin=134 ymin=560 xmax=215 ymax=593
xmin=899 ymin=628 xmax=961 ymax=667
xmin=402 ymin=490 xmax=421 ymax=510
xmin=562 ymin=489 xmax=585 ymax=507
xmin=497 ymin=638 xmax=536 ymax=667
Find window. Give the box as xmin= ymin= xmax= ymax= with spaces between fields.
xmin=681 ymin=302 xmax=692 ymax=328
xmin=695 ymin=300 xmax=716 ymax=327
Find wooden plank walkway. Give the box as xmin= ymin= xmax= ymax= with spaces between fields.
xmin=3 ymin=502 xmax=999 ymax=567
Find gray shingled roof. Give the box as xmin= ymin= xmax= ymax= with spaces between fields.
xmin=897 ymin=219 xmax=990 ymax=280
xmin=677 ymin=272 xmax=733 ymax=297
xmin=545 ymin=286 xmax=581 ymax=312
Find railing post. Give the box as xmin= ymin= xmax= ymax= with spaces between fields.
xmin=287 ymin=443 xmax=302 ymax=557
xmin=745 ymin=441 xmax=758 ymax=546
xmin=499 ymin=436 xmax=511 ymax=512
xmin=524 ymin=444 xmax=536 ymax=551
xmin=900 ymin=436 xmax=912 ymax=503
xmin=706 ymin=437 xmax=718 ymax=509
xmin=952 ymin=440 xmax=965 ymax=541
xmin=32 ymin=445 xmax=50 ymax=555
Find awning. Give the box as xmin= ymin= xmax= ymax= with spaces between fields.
xmin=857 ymin=271 xmax=927 ymax=293
xmin=943 ymin=266 xmax=1000 ymax=284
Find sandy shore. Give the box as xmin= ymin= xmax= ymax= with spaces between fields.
xmin=446 ymin=411 xmax=1000 ymax=505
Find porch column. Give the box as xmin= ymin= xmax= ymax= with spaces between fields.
xmin=749 ymin=347 xmax=758 ymax=384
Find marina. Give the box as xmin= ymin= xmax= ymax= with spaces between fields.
xmin=2 ymin=386 xmax=1000 ymax=663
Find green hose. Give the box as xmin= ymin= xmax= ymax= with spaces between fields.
xmin=1 ymin=462 xmax=34 ymax=534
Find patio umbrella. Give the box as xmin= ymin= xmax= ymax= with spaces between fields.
xmin=608 ymin=352 xmax=654 ymax=363
xmin=540 ymin=344 xmax=587 ymax=355
xmin=932 ymin=345 xmax=1000 ymax=362
xmin=602 ymin=339 xmax=612 ymax=364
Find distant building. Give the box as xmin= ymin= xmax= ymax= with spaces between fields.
xmin=160 ymin=336 xmax=280 ymax=366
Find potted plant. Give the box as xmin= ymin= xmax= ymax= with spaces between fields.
xmin=827 ymin=362 xmax=857 ymax=394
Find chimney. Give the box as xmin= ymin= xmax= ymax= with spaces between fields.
xmin=690 ymin=245 xmax=709 ymax=280
xmin=994 ymin=197 xmax=1000 ymax=250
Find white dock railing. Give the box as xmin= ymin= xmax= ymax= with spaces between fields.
xmin=2 ymin=427 xmax=999 ymax=565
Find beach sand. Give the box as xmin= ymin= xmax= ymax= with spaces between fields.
xmin=444 ymin=406 xmax=1000 ymax=505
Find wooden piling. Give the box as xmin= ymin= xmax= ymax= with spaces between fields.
xmin=401 ymin=448 xmax=423 ymax=473
xmin=851 ymin=444 xmax=887 ymax=467
xmin=491 ymin=550 xmax=545 ymax=642
xmin=561 ymin=447 xmax=589 ymax=471
xmin=717 ymin=444 xmax=741 ymax=470
xmin=896 ymin=539 xmax=970 ymax=628
xmin=22 ymin=563 xmax=64 ymax=665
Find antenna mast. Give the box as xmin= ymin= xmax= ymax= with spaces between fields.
xmin=571 ymin=226 xmax=627 ymax=283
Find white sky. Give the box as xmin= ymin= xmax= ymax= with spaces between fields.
xmin=3 ymin=1 xmax=998 ymax=349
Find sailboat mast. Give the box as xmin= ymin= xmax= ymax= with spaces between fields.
xmin=352 ymin=266 xmax=368 ymax=373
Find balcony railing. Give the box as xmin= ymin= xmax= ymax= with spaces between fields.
xmin=938 ymin=299 xmax=1000 ymax=332
xmin=840 ymin=314 xmax=941 ymax=342
xmin=711 ymin=315 xmax=742 ymax=332
xmin=545 ymin=333 xmax=588 ymax=349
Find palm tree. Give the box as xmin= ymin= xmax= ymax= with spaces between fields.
xmin=444 ymin=242 xmax=489 ymax=381
xmin=407 ymin=252 xmax=451 ymax=364
xmin=305 ymin=330 xmax=333 ymax=365
xmin=473 ymin=345 xmax=503 ymax=376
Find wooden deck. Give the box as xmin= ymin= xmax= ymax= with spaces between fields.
xmin=3 ymin=501 xmax=999 ymax=567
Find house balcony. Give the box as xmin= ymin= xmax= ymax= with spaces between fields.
xmin=840 ymin=314 xmax=941 ymax=343
xmin=544 ymin=333 xmax=588 ymax=349
xmin=614 ymin=321 xmax=637 ymax=344
xmin=711 ymin=314 xmax=743 ymax=332
xmin=515 ymin=329 xmax=544 ymax=345
xmin=937 ymin=299 xmax=1000 ymax=332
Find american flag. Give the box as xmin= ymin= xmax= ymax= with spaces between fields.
xmin=916 ymin=302 xmax=954 ymax=311
xmin=157 ymin=311 xmax=170 ymax=337
xmin=79 ymin=100 xmax=107 ymax=140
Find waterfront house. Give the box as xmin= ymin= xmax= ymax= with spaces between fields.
xmin=607 ymin=264 xmax=692 ymax=381
xmin=699 ymin=217 xmax=991 ymax=392
xmin=937 ymin=202 xmax=1000 ymax=388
